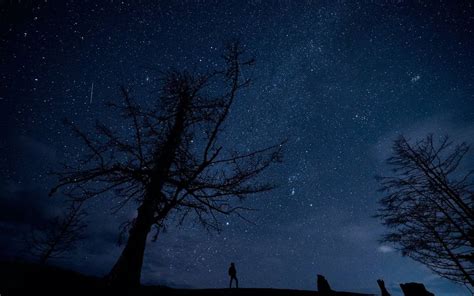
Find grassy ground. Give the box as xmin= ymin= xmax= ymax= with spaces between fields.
xmin=0 ymin=261 xmax=374 ymax=296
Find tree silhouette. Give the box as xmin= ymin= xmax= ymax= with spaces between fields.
xmin=376 ymin=135 xmax=474 ymax=288
xmin=49 ymin=42 xmax=285 ymax=287
xmin=27 ymin=200 xmax=87 ymax=264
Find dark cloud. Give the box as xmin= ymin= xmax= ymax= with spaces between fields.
xmin=0 ymin=183 xmax=63 ymax=260
xmin=0 ymin=185 xmax=59 ymax=225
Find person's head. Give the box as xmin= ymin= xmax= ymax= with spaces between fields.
xmin=231 ymin=262 xmax=235 ymax=266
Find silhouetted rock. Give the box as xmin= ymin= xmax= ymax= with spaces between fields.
xmin=317 ymin=274 xmax=334 ymax=296
xmin=400 ymin=282 xmax=434 ymax=296
xmin=376 ymin=279 xmax=390 ymax=296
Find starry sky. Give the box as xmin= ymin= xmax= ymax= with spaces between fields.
xmin=1 ymin=1 xmax=473 ymax=295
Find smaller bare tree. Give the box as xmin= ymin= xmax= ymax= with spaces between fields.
xmin=27 ymin=200 xmax=87 ymax=264
xmin=376 ymin=135 xmax=474 ymax=288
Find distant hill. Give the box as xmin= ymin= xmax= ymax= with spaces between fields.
xmin=0 ymin=261 xmax=374 ymax=296
xmin=148 ymin=288 xmax=375 ymax=296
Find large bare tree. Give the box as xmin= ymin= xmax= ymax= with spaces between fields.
xmin=376 ymin=135 xmax=474 ymax=288
xmin=49 ymin=43 xmax=285 ymax=287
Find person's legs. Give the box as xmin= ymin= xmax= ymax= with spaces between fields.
xmin=229 ymin=277 xmax=233 ymax=288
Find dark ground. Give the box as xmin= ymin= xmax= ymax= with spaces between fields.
xmin=0 ymin=261 xmax=374 ymax=296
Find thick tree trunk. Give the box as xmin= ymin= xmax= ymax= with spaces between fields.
xmin=106 ymin=200 xmax=155 ymax=287
xmin=106 ymin=94 xmax=188 ymax=288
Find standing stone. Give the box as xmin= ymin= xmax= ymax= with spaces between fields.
xmin=377 ymin=279 xmax=391 ymax=296
xmin=400 ymin=282 xmax=435 ymax=296
xmin=317 ymin=274 xmax=334 ymax=296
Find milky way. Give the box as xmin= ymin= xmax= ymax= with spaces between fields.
xmin=1 ymin=2 xmax=473 ymax=295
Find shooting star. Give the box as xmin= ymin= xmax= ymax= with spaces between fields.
xmin=89 ymin=82 xmax=94 ymax=104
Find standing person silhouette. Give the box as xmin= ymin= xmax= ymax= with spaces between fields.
xmin=228 ymin=262 xmax=238 ymax=288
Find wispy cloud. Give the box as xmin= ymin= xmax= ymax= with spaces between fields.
xmin=377 ymin=245 xmax=395 ymax=254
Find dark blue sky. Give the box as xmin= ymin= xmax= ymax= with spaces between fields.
xmin=1 ymin=1 xmax=473 ymax=295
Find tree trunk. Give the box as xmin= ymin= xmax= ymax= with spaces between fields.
xmin=431 ymin=226 xmax=474 ymax=287
xmin=106 ymin=94 xmax=188 ymax=287
xmin=106 ymin=200 xmax=155 ymax=287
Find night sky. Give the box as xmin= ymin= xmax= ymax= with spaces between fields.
xmin=1 ymin=1 xmax=473 ymax=295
